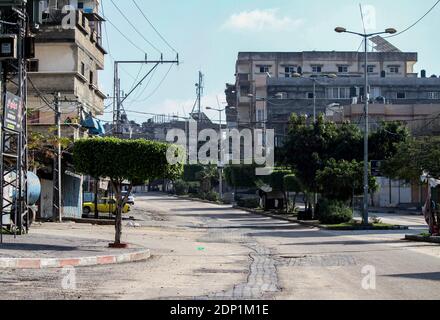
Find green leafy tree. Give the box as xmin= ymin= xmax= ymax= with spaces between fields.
xmin=284 ymin=115 xmax=408 ymax=209
xmin=74 ymin=137 xmax=183 ymax=245
xmin=284 ymin=114 xmax=337 ymax=195
xmin=195 ymin=165 xmax=219 ymax=193
xmin=382 ymin=136 xmax=440 ymax=181
xmin=369 ymin=121 xmax=410 ymax=161
xmin=183 ymin=164 xmax=204 ymax=181
xmin=284 ymin=174 xmax=303 ymax=212
xmin=224 ymin=165 xmax=257 ymax=189
xmin=316 ymin=159 xmax=378 ymax=202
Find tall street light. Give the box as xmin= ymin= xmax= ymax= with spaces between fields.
xmin=292 ymin=73 xmax=337 ymax=122
xmin=335 ymin=26 xmax=397 ymax=225
xmin=207 ymin=106 xmax=235 ymax=201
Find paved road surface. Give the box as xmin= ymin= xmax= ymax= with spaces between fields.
xmin=1 ymin=193 xmax=439 ymax=300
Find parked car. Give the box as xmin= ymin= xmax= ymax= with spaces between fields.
xmin=83 ymin=197 xmax=131 ymax=216
xmin=122 ymin=191 xmax=135 ymax=205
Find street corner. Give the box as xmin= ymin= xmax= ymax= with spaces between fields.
xmin=0 ymin=232 xmax=151 ymax=270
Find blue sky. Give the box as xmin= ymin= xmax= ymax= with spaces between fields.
xmin=99 ymin=0 xmax=440 ymax=123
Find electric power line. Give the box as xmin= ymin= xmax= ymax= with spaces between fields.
xmin=102 ymin=15 xmax=148 ymax=55
xmin=131 ymin=0 xmax=178 ymax=54
xmin=385 ymin=0 xmax=440 ymax=38
xmin=110 ymin=0 xmax=162 ymax=55
xmin=131 ymin=63 xmax=174 ymax=103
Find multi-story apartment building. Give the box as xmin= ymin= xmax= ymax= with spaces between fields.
xmin=226 ymin=48 xmax=440 ymax=143
xmin=27 ymin=0 xmax=106 ymax=140
xmin=266 ymin=76 xmax=440 ymax=144
xmin=24 ymin=0 xmax=107 ymax=219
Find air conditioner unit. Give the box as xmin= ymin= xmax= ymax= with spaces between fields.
xmin=0 ymin=35 xmax=18 ymax=60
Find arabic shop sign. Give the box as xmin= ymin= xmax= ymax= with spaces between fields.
xmin=4 ymin=92 xmax=22 ymax=131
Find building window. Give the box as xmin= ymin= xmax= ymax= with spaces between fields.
xmin=284 ymin=66 xmax=297 ymax=77
xmin=326 ymin=87 xmax=350 ymax=99
xmin=396 ymin=92 xmax=406 ymax=99
xmin=89 ymin=70 xmax=94 ymax=84
xmin=78 ymin=2 xmax=84 ymax=9
xmin=367 ymin=65 xmax=375 ymax=73
xmin=307 ymin=92 xmax=314 ymax=99
xmin=311 ymin=65 xmax=322 ymax=73
xmin=338 ymin=65 xmax=348 ymax=73
xmin=371 ymin=87 xmax=382 ymax=99
xmin=257 ymin=110 xmax=264 ymax=122
xmin=81 ymin=62 xmax=85 ymax=76
xmin=258 ymin=65 xmax=271 ymax=74
xmin=389 ymin=66 xmax=400 ymax=74
xmin=27 ymin=59 xmax=39 ymax=72
xmin=428 ymin=92 xmax=440 ymax=99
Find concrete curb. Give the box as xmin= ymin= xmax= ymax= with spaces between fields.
xmin=0 ymin=249 xmax=151 ymax=270
xmin=236 ymin=206 xmax=409 ymax=230
xmin=172 ymin=195 xmax=229 ymax=205
xmin=405 ymin=235 xmax=440 ymax=244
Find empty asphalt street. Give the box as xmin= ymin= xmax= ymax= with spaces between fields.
xmin=1 ymin=193 xmax=439 ymax=300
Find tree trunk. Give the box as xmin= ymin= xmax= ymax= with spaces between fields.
xmin=94 ymin=177 xmax=99 ymax=219
xmin=110 ymin=180 xmax=122 ymax=245
xmin=110 ymin=180 xmax=133 ymax=245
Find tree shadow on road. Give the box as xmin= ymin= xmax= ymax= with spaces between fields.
xmin=385 ymin=272 xmax=440 ymax=281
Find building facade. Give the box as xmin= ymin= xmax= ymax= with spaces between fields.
xmin=25 ymin=0 xmax=107 ymax=219
xmin=27 ymin=0 xmax=106 ymax=139
xmin=226 ymin=48 xmax=440 ymax=144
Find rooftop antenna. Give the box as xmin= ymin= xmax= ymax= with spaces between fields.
xmin=192 ymin=71 xmax=204 ymax=122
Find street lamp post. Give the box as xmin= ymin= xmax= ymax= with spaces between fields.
xmin=335 ymin=26 xmax=397 ymax=225
xmin=207 ymin=106 xmax=235 ymax=201
xmin=292 ymin=73 xmax=337 ymax=122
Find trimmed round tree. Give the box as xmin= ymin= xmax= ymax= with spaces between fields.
xmin=73 ymin=137 xmax=183 ymax=246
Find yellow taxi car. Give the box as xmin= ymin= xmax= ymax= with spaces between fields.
xmin=83 ymin=198 xmax=131 ymax=215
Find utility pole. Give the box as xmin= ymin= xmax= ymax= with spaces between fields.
xmin=113 ymin=56 xmax=179 ymax=136
xmin=363 ymin=37 xmax=369 ymax=226
xmin=335 ymin=26 xmax=397 ymax=225
xmin=53 ymin=93 xmax=62 ymax=223
xmin=207 ymin=105 xmax=229 ymax=201
xmin=196 ymin=71 xmax=203 ymax=122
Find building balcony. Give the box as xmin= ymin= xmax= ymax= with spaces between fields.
xmin=35 ymin=10 xmax=106 ymax=68
xmin=239 ymin=96 xmax=252 ymax=104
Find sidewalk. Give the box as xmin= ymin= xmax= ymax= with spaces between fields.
xmin=0 ymin=229 xmax=150 ymax=269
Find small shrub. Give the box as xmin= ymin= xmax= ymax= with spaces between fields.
xmin=174 ymin=180 xmax=189 ymax=195
xmin=237 ymin=198 xmax=260 ymax=209
xmin=205 ymin=191 xmax=220 ymax=202
xmin=298 ymin=208 xmax=313 ymax=221
xmin=316 ymin=198 xmax=353 ymax=225
xmin=187 ymin=182 xmax=200 ymax=194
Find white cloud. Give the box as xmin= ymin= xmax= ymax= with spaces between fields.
xmin=222 ymin=8 xmax=303 ymax=32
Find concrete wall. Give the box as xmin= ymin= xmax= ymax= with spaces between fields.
xmin=372 ymin=177 xmax=413 ymax=207
xmin=36 ymin=43 xmax=76 ymax=72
